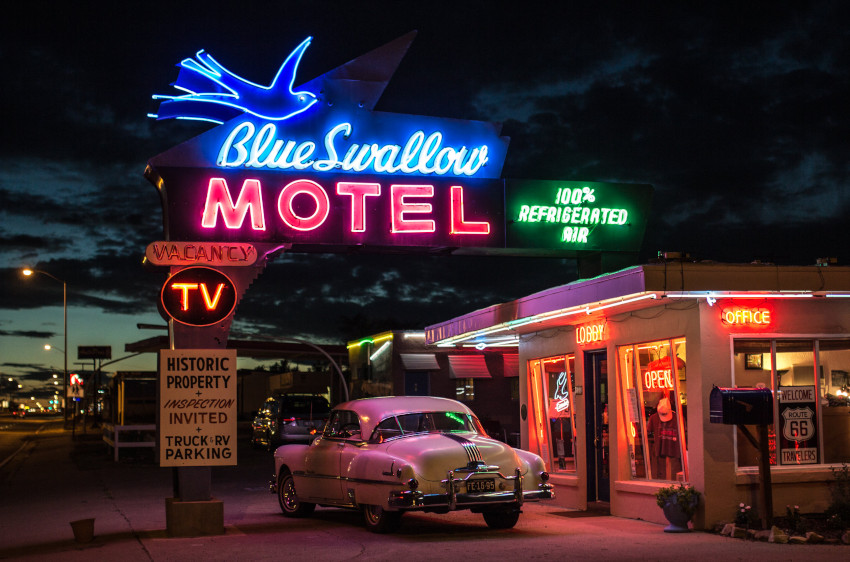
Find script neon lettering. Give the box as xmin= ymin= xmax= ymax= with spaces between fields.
xmin=277 ymin=179 xmax=329 ymax=231
xmin=391 ymin=185 xmax=435 ymax=233
xmin=450 ymin=186 xmax=489 ymax=235
xmin=337 ymin=182 xmax=381 ymax=232
xmin=202 ymin=178 xmax=266 ymax=230
xmin=216 ymin=121 xmax=488 ymax=177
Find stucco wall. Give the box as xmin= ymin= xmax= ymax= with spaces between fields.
xmin=517 ymin=296 xmax=850 ymax=528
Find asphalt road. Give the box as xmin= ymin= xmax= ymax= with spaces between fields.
xmin=1 ymin=420 xmax=848 ymax=561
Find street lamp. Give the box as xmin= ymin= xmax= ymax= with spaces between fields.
xmin=22 ymin=268 xmax=68 ymax=427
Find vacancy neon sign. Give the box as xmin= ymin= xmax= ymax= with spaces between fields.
xmin=200 ymin=177 xmax=491 ymax=236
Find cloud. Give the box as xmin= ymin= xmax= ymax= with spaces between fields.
xmin=0 ymin=329 xmax=56 ymax=339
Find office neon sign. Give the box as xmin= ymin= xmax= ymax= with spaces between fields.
xmin=721 ymin=307 xmax=772 ymax=326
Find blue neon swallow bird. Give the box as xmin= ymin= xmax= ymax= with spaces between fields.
xmin=152 ymin=37 xmax=317 ymax=124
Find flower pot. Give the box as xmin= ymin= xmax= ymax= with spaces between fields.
xmin=662 ymin=499 xmax=693 ymax=533
xmin=70 ymin=518 xmax=95 ymax=543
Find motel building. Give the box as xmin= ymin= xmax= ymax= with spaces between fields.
xmin=425 ymin=260 xmax=850 ymax=528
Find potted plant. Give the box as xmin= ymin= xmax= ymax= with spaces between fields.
xmin=655 ymin=483 xmax=700 ymax=532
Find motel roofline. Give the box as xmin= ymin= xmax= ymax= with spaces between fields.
xmin=425 ymin=262 xmax=850 ymax=347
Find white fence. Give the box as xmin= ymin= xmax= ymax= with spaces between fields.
xmin=102 ymin=423 xmax=156 ymax=462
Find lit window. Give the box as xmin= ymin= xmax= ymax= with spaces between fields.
xmin=733 ymin=338 xmax=850 ymax=467
xmin=527 ymin=355 xmax=576 ymax=473
xmin=618 ymin=338 xmax=688 ymax=481
xmin=455 ymin=378 xmax=475 ymax=401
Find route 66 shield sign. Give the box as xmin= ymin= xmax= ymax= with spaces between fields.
xmin=781 ymin=407 xmax=814 ymax=442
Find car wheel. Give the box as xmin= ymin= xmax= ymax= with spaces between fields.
xmin=278 ymin=471 xmax=315 ymax=517
xmin=482 ymin=508 xmax=520 ymax=529
xmin=362 ymin=504 xmax=402 ymax=533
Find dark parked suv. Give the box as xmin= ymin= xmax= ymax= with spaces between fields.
xmin=251 ymin=394 xmax=331 ymax=450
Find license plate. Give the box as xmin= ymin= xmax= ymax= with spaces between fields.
xmin=467 ymin=479 xmax=495 ymax=493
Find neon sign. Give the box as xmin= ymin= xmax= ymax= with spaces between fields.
xmin=643 ymin=356 xmax=683 ymax=391
xmin=644 ymin=368 xmax=675 ymax=390
xmin=151 ymin=37 xmax=317 ymax=124
xmin=554 ymin=371 xmax=570 ymax=413
xmin=721 ymin=307 xmax=772 ymax=326
xmin=161 ymin=267 xmax=238 ymax=326
xmin=505 ymin=180 xmax=652 ymax=253
xmin=155 ymin=170 xmax=504 ymax=248
xmin=576 ymin=322 xmax=605 ymax=345
xmin=216 ymin=121 xmax=490 ymax=177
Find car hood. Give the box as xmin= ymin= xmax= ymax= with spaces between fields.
xmin=385 ymin=433 xmax=522 ymax=482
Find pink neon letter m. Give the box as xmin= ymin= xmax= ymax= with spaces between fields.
xmin=202 ymin=178 xmax=266 ymax=230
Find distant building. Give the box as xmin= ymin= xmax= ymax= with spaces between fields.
xmin=347 ymin=330 xmax=520 ymax=446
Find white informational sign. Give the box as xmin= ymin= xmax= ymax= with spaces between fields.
xmin=777 ymin=385 xmax=818 ymax=465
xmin=67 ymin=384 xmax=84 ymax=399
xmin=159 ymin=349 xmax=237 ymax=467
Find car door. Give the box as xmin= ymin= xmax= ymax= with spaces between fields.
xmin=301 ymin=410 xmax=360 ymax=503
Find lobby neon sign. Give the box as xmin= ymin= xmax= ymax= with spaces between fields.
xmin=576 ymin=322 xmax=606 ymax=345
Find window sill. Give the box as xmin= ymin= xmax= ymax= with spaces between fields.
xmin=549 ymin=473 xmax=580 ymax=488
xmin=614 ymin=480 xmax=672 ymax=495
xmin=735 ymin=465 xmax=840 ymax=485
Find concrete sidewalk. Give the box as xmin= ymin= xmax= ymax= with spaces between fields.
xmin=1 ymin=425 xmax=848 ymax=561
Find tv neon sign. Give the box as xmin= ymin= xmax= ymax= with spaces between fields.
xmin=721 ymin=307 xmax=772 ymax=326
xmin=161 ymin=267 xmax=238 ymax=326
xmin=200 ymin=177 xmax=492 ymax=236
xmin=576 ymin=322 xmax=606 ymax=345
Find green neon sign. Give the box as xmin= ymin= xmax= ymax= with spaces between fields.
xmin=505 ymin=180 xmax=652 ymax=253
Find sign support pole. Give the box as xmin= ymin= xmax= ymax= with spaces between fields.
xmin=738 ymin=424 xmax=773 ymax=529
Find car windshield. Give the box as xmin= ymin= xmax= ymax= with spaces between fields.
xmin=370 ymin=411 xmax=483 ymax=443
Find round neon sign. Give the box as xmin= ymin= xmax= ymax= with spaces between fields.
xmin=161 ymin=266 xmax=238 ymax=326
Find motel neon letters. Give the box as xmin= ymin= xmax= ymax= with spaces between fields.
xmin=200 ymin=177 xmax=491 ymax=235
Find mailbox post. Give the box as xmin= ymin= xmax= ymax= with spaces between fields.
xmin=710 ymin=387 xmax=774 ymax=528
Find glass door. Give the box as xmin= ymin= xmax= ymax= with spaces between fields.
xmin=584 ymin=351 xmax=610 ymax=502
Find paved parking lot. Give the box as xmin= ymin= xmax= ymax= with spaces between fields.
xmin=1 ymin=422 xmax=847 ymax=561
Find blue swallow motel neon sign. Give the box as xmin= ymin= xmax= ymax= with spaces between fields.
xmin=216 ymin=121 xmax=490 ymax=177
xmin=150 ymin=37 xmax=502 ymax=179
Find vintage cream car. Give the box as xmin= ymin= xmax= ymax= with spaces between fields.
xmin=270 ymin=396 xmax=553 ymax=532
